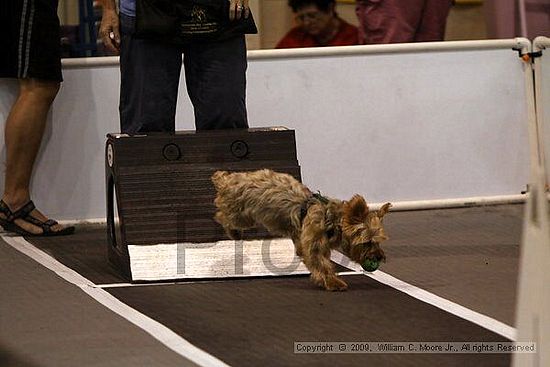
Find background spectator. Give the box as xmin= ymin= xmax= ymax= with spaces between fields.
xmin=355 ymin=0 xmax=453 ymax=44
xmin=0 ymin=0 xmax=75 ymax=236
xmin=277 ymin=0 xmax=359 ymax=48
xmin=99 ymin=0 xmax=257 ymax=133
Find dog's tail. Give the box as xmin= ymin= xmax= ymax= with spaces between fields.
xmin=211 ymin=170 xmax=229 ymax=190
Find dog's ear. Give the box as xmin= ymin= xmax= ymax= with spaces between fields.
xmin=378 ymin=203 xmax=392 ymax=218
xmin=343 ymin=195 xmax=369 ymax=224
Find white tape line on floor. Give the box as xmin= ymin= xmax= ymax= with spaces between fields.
xmin=330 ymin=250 xmax=517 ymax=341
xmin=2 ymin=235 xmax=230 ymax=367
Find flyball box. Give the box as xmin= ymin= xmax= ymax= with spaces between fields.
xmin=105 ymin=127 xmax=305 ymax=281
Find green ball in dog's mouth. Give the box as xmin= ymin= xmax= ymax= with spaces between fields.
xmin=361 ymin=258 xmax=380 ymax=272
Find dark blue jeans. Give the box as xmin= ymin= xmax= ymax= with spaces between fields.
xmin=119 ymin=14 xmax=249 ymax=133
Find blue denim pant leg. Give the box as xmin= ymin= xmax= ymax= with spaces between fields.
xmin=183 ymin=35 xmax=249 ymax=130
xmin=119 ymin=14 xmax=249 ymax=133
xmin=119 ymin=14 xmax=182 ymax=133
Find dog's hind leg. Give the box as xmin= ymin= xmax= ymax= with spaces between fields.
xmin=214 ymin=211 xmax=242 ymax=239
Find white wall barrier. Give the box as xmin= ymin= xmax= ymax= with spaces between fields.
xmin=0 ymin=39 xmax=533 ymax=221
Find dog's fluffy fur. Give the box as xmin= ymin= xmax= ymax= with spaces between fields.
xmin=212 ymin=169 xmax=391 ymax=291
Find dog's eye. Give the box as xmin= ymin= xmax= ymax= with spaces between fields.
xmin=326 ymin=228 xmax=335 ymax=238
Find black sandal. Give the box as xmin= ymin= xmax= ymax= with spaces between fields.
xmin=0 ymin=200 xmax=75 ymax=237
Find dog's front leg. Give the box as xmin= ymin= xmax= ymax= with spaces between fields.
xmin=301 ymin=233 xmax=348 ymax=291
xmin=291 ymin=235 xmax=303 ymax=257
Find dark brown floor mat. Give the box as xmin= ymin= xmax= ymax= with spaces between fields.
xmin=381 ymin=204 xmax=522 ymax=325
xmin=25 ymin=224 xmax=127 ymax=284
xmin=107 ymin=275 xmax=511 ymax=367
xmin=21 ymin=204 xmax=523 ymax=366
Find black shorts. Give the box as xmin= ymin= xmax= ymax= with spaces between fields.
xmin=0 ymin=0 xmax=62 ymax=81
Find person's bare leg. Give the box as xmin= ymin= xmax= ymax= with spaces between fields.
xmin=1 ymin=78 xmax=67 ymax=234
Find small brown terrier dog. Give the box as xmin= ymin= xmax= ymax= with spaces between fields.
xmin=212 ymin=169 xmax=391 ymax=291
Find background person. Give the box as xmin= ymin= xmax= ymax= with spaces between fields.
xmin=355 ymin=0 xmax=453 ymax=44
xmin=276 ymin=0 xmax=359 ymax=49
xmin=0 ymin=0 xmax=75 ymax=236
xmin=99 ymin=0 xmax=257 ymax=133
